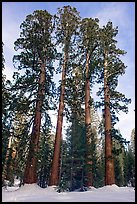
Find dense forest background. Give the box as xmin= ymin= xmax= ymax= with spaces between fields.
xmin=2 ymin=6 xmax=135 ymax=192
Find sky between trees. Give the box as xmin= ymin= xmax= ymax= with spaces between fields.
xmin=2 ymin=2 xmax=135 ymax=141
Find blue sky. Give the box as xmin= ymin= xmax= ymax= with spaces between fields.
xmin=2 ymin=2 xmax=135 ymax=141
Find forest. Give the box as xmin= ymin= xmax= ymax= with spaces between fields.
xmin=2 ymin=5 xmax=135 ymax=192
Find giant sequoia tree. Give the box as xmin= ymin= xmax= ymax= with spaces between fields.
xmin=12 ymin=10 xmax=56 ymax=184
xmin=49 ymin=6 xmax=80 ymax=186
xmin=2 ymin=7 xmax=132 ymax=189
xmin=79 ymin=17 xmax=99 ymax=187
xmin=97 ymin=21 xmax=131 ymax=185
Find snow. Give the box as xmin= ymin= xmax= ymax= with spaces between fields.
xmin=2 ymin=184 xmax=135 ymax=202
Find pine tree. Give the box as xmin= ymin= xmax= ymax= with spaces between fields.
xmin=37 ymin=129 xmax=55 ymax=188
xmin=123 ymin=144 xmax=135 ymax=187
xmin=2 ymin=43 xmax=14 ymax=184
xmin=90 ymin=104 xmax=101 ymax=188
xmin=130 ymin=128 xmax=135 ymax=155
xmin=64 ymin=38 xmax=85 ymax=189
xmin=97 ymin=21 xmax=131 ymax=185
xmin=79 ymin=17 xmax=99 ymax=187
xmin=103 ymin=47 xmax=115 ymax=185
xmin=2 ymin=42 xmax=8 ymax=175
xmin=12 ymin=10 xmax=56 ymax=184
xmin=112 ymin=134 xmax=125 ymax=187
xmin=97 ymin=116 xmax=106 ymax=187
xmin=49 ymin=5 xmax=80 ymax=186
xmin=61 ymin=65 xmax=101 ymax=190
xmin=11 ymin=111 xmax=32 ymax=183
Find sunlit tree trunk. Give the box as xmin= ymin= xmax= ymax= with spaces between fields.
xmin=2 ymin=132 xmax=14 ymax=183
xmin=104 ymin=50 xmax=115 ymax=185
xmin=49 ymin=52 xmax=68 ymax=186
xmin=85 ymin=51 xmax=92 ymax=187
xmin=24 ymin=62 xmax=46 ymax=184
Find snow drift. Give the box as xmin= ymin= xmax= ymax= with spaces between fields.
xmin=2 ymin=184 xmax=135 ymax=202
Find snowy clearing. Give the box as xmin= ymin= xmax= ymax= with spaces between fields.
xmin=2 ymin=184 xmax=135 ymax=202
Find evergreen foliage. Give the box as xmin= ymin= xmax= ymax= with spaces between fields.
xmin=2 ymin=7 xmax=133 ymax=190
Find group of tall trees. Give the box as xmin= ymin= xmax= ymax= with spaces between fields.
xmin=2 ymin=6 xmax=134 ymax=191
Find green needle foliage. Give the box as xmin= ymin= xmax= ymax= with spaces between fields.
xmin=2 ymin=7 xmax=133 ymax=189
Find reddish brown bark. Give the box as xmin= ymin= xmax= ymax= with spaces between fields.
xmin=85 ymin=52 xmax=92 ymax=187
xmin=24 ymin=63 xmax=46 ymax=184
xmin=104 ymin=51 xmax=115 ymax=185
xmin=48 ymin=52 xmax=68 ymax=186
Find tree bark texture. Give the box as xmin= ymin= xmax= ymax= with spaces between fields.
xmin=2 ymin=147 xmax=14 ymax=182
xmin=104 ymin=51 xmax=115 ymax=185
xmin=2 ymin=130 xmax=16 ymax=183
xmin=85 ymin=52 xmax=92 ymax=187
xmin=48 ymin=52 xmax=68 ymax=186
xmin=24 ymin=62 xmax=46 ymax=184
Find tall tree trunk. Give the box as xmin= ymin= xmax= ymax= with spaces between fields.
xmin=85 ymin=52 xmax=92 ymax=187
xmin=24 ymin=62 xmax=46 ymax=184
xmin=49 ymin=52 xmax=68 ymax=186
xmin=104 ymin=50 xmax=115 ymax=185
xmin=2 ymin=134 xmax=14 ymax=183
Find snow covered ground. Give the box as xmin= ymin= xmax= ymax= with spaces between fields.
xmin=2 ymin=184 xmax=135 ymax=202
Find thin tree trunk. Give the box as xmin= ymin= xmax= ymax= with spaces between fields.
xmin=85 ymin=52 xmax=92 ymax=187
xmin=70 ymin=113 xmax=76 ymax=191
xmin=2 ymin=130 xmax=15 ymax=183
xmin=104 ymin=50 xmax=115 ymax=185
xmin=3 ymin=148 xmax=13 ymax=183
xmin=49 ymin=52 xmax=68 ymax=186
xmin=24 ymin=62 xmax=46 ymax=184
